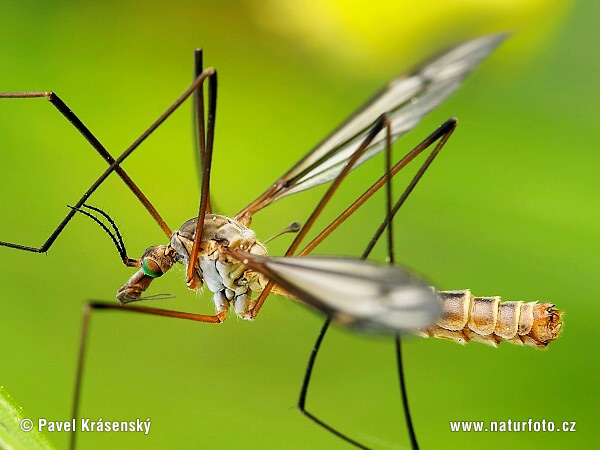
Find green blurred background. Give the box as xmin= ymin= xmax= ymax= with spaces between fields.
xmin=0 ymin=1 xmax=597 ymax=449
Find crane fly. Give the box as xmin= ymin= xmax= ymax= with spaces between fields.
xmin=0 ymin=33 xmax=562 ymax=449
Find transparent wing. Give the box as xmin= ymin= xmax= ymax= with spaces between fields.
xmin=245 ymin=33 xmax=506 ymax=213
xmin=258 ymin=255 xmax=441 ymax=333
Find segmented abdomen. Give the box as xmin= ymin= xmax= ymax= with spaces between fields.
xmin=414 ymin=290 xmax=563 ymax=348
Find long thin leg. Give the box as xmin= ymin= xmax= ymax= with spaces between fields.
xmin=299 ymin=118 xmax=458 ymax=256
xmin=0 ymin=68 xmax=216 ymax=254
xmin=186 ymin=71 xmax=217 ymax=285
xmin=382 ymin=119 xmax=419 ymax=450
xmin=381 ymin=118 xmax=420 ymax=449
xmin=70 ymin=301 xmax=226 ymax=450
xmin=297 ymin=118 xmax=457 ymax=448
xmin=193 ymin=49 xmax=212 ymax=214
xmin=194 ymin=50 xmax=206 ymax=183
xmin=0 ymin=92 xmax=171 ymax=239
xmin=297 ymin=318 xmax=369 ymax=450
xmin=383 ymin=117 xmax=395 ymax=265
xmin=362 ymin=118 xmax=457 ymax=257
xmin=395 ymin=336 xmax=418 ymax=449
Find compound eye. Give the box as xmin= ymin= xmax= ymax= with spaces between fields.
xmin=142 ymin=258 xmax=163 ymax=278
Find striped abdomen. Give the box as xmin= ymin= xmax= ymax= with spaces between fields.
xmin=414 ymin=290 xmax=563 ymax=348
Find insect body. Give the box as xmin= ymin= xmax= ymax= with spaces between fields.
xmin=115 ymin=208 xmax=564 ymax=345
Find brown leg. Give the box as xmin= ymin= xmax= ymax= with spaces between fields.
xmin=299 ymin=117 xmax=457 ymax=256
xmin=186 ymin=70 xmax=218 ymax=286
xmin=0 ymin=91 xmax=171 ymax=243
xmin=69 ymin=301 xmax=225 ymax=450
xmin=1 ymin=68 xmax=216 ymax=254
xmin=193 ymin=49 xmax=212 ymax=214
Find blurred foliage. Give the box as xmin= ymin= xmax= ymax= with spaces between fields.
xmin=0 ymin=387 xmax=56 ymax=449
xmin=0 ymin=1 xmax=596 ymax=449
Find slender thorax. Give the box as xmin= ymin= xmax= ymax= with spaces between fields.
xmin=117 ymin=214 xmax=273 ymax=321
